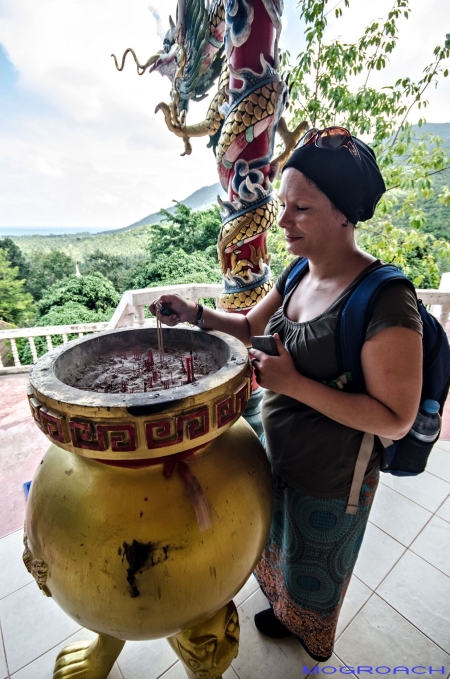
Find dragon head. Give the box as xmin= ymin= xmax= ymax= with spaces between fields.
xmin=111 ymin=15 xmax=180 ymax=81
xmin=148 ymin=14 xmax=179 ymax=81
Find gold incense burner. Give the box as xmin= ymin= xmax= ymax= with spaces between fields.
xmin=24 ymin=327 xmax=273 ymax=679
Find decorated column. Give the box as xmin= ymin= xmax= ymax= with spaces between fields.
xmin=112 ymin=0 xmax=306 ymax=314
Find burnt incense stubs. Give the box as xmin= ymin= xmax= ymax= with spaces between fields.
xmin=70 ymin=346 xmax=220 ymax=394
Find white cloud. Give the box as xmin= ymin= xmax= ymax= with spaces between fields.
xmin=0 ymin=0 xmax=448 ymax=228
xmin=0 ymin=0 xmax=221 ymax=227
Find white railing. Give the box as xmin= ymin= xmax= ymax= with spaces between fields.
xmin=1 ymin=283 xmax=449 ymax=375
xmin=0 ymin=322 xmax=110 ymax=374
xmin=107 ymin=283 xmax=222 ymax=329
xmin=0 ymin=284 xmax=222 ymax=374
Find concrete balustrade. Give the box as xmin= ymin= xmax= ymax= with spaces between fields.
xmin=0 ymin=322 xmax=110 ymax=373
xmin=1 ymin=282 xmax=448 ymax=374
xmin=107 ymin=283 xmax=222 ymax=330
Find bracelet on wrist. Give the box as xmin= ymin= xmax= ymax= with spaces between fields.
xmin=196 ymin=303 xmax=205 ymax=325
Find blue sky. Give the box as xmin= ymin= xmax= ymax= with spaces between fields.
xmin=0 ymin=0 xmax=449 ymax=229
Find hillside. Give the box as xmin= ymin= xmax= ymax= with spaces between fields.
xmin=8 ymin=123 xmax=450 ymax=260
xmin=10 ymin=183 xmax=226 ymax=262
xmin=113 ymin=183 xmax=227 ymax=233
xmin=392 ymin=123 xmax=450 ymax=240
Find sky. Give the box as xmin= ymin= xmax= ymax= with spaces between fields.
xmin=0 ymin=0 xmax=449 ymax=230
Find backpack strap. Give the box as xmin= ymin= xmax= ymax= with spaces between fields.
xmin=345 ymin=434 xmax=393 ymax=513
xmin=340 ymin=264 xmax=412 ymax=513
xmin=346 ymin=433 xmax=374 ymax=514
xmin=281 ymin=259 xmax=413 ymax=513
xmin=282 ymin=258 xmax=309 ymax=299
xmin=337 ymin=264 xmax=412 ymax=391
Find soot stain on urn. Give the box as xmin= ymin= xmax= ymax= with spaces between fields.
xmin=122 ymin=540 xmax=170 ymax=598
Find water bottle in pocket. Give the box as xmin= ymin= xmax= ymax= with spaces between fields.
xmin=383 ymin=399 xmax=442 ymax=475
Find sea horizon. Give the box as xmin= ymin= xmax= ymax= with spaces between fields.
xmin=0 ymin=226 xmax=117 ymax=237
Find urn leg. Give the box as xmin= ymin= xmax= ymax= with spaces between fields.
xmin=52 ymin=634 xmax=125 ymax=679
xmin=168 ymin=601 xmax=240 ymax=679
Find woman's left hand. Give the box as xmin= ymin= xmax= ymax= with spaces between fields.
xmin=249 ymin=333 xmax=299 ymax=393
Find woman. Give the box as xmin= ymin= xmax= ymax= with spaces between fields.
xmin=150 ymin=128 xmax=423 ymax=662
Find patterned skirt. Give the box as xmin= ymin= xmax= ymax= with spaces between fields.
xmin=254 ymin=470 xmax=379 ymax=661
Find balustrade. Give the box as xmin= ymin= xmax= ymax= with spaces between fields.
xmin=0 ymin=283 xmax=448 ymax=374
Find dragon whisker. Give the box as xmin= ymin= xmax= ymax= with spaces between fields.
xmin=111 ymin=48 xmax=159 ymax=76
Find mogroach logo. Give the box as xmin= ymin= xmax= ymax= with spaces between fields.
xmin=303 ymin=667 xmax=447 ymax=675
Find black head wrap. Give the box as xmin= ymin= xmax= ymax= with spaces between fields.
xmin=282 ymin=134 xmax=386 ymax=224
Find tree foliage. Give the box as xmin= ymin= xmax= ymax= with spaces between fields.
xmin=79 ymin=250 xmax=132 ymax=292
xmin=282 ymin=0 xmax=450 ymax=281
xmin=358 ymin=223 xmax=449 ymax=288
xmin=0 ymin=237 xmax=31 ymax=282
xmin=37 ymin=301 xmax=113 ymax=326
xmin=26 ymin=250 xmax=76 ymax=301
xmin=17 ymin=301 xmax=112 ymax=366
xmin=125 ymin=250 xmax=221 ymax=290
xmin=0 ymin=249 xmax=34 ymax=324
xmin=269 ymin=209 xmax=449 ymax=289
xmin=148 ymin=203 xmax=222 ymax=258
xmin=36 ymin=272 xmax=120 ymax=317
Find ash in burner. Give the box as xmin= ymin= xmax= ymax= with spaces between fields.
xmin=72 ymin=347 xmax=220 ymax=394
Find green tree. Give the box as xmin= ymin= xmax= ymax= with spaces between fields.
xmin=37 ymin=272 xmax=120 ymax=317
xmin=358 ymin=223 xmax=449 ymax=288
xmin=125 ymin=250 xmax=221 ymax=289
xmin=0 ymin=249 xmax=34 ymax=324
xmin=37 ymin=301 xmax=113 ymax=326
xmin=0 ymin=237 xmax=31 ymax=282
xmin=26 ymin=250 xmax=76 ymax=300
xmin=149 ymin=204 xmax=222 ymax=258
xmin=282 ymin=0 xmax=450 ymax=278
xmin=79 ymin=250 xmax=131 ymax=292
xmin=17 ymin=301 xmax=113 ymax=366
xmin=268 ymin=218 xmax=449 ymax=289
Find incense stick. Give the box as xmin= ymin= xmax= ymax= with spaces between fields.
xmin=155 ymin=303 xmax=165 ymax=364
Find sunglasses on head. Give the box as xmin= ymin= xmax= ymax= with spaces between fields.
xmin=296 ymin=126 xmax=362 ymax=168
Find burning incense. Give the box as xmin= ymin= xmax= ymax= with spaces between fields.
xmin=155 ymin=304 xmax=165 ymax=364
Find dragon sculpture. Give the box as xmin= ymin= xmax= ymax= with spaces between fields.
xmin=112 ymin=0 xmax=307 ymax=312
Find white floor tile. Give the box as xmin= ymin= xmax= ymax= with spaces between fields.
xmin=410 ymin=515 xmax=450 ymax=577
xmin=426 ymin=447 xmax=450 ymax=483
xmin=159 ymin=660 xmax=237 ymax=678
xmin=158 ymin=663 xmax=186 ymax=679
xmin=0 ymin=530 xmax=33 ymax=600
xmin=234 ymin=574 xmax=259 ymax=609
xmin=435 ymin=439 xmax=450 ymax=454
xmin=437 ymin=494 xmax=450 ymax=523
xmin=335 ymin=594 xmax=450 ymax=674
xmin=336 ymin=576 xmax=372 ymax=638
xmin=0 ymin=632 xmax=7 ymax=679
xmin=369 ymin=483 xmax=432 ymax=546
xmin=377 ymin=550 xmax=450 ymax=653
xmin=10 ymin=629 xmax=122 ymax=679
xmin=380 ymin=471 xmax=450 ymax=512
xmin=353 ymin=523 xmax=405 ymax=590
xmin=231 ymin=590 xmax=317 ymax=678
xmin=0 ymin=582 xmax=80 ymax=674
xmin=117 ymin=637 xmax=177 ymax=679
xmin=308 ymin=653 xmax=357 ymax=677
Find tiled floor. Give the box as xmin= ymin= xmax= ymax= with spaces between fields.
xmin=1 ymin=376 xmax=450 ymax=678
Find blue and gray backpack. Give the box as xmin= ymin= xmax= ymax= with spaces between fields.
xmin=282 ymin=258 xmax=450 ymax=510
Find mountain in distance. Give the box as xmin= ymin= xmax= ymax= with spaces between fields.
xmin=2 ymin=123 xmax=448 ymax=239
xmin=419 ymin=122 xmax=450 ymax=148
xmin=106 ymin=182 xmax=228 ymax=234
xmin=118 ymin=122 xmax=449 ymax=232
xmin=0 ymin=183 xmax=228 ymax=238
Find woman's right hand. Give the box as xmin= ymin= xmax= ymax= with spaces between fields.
xmin=149 ymin=294 xmax=197 ymax=326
